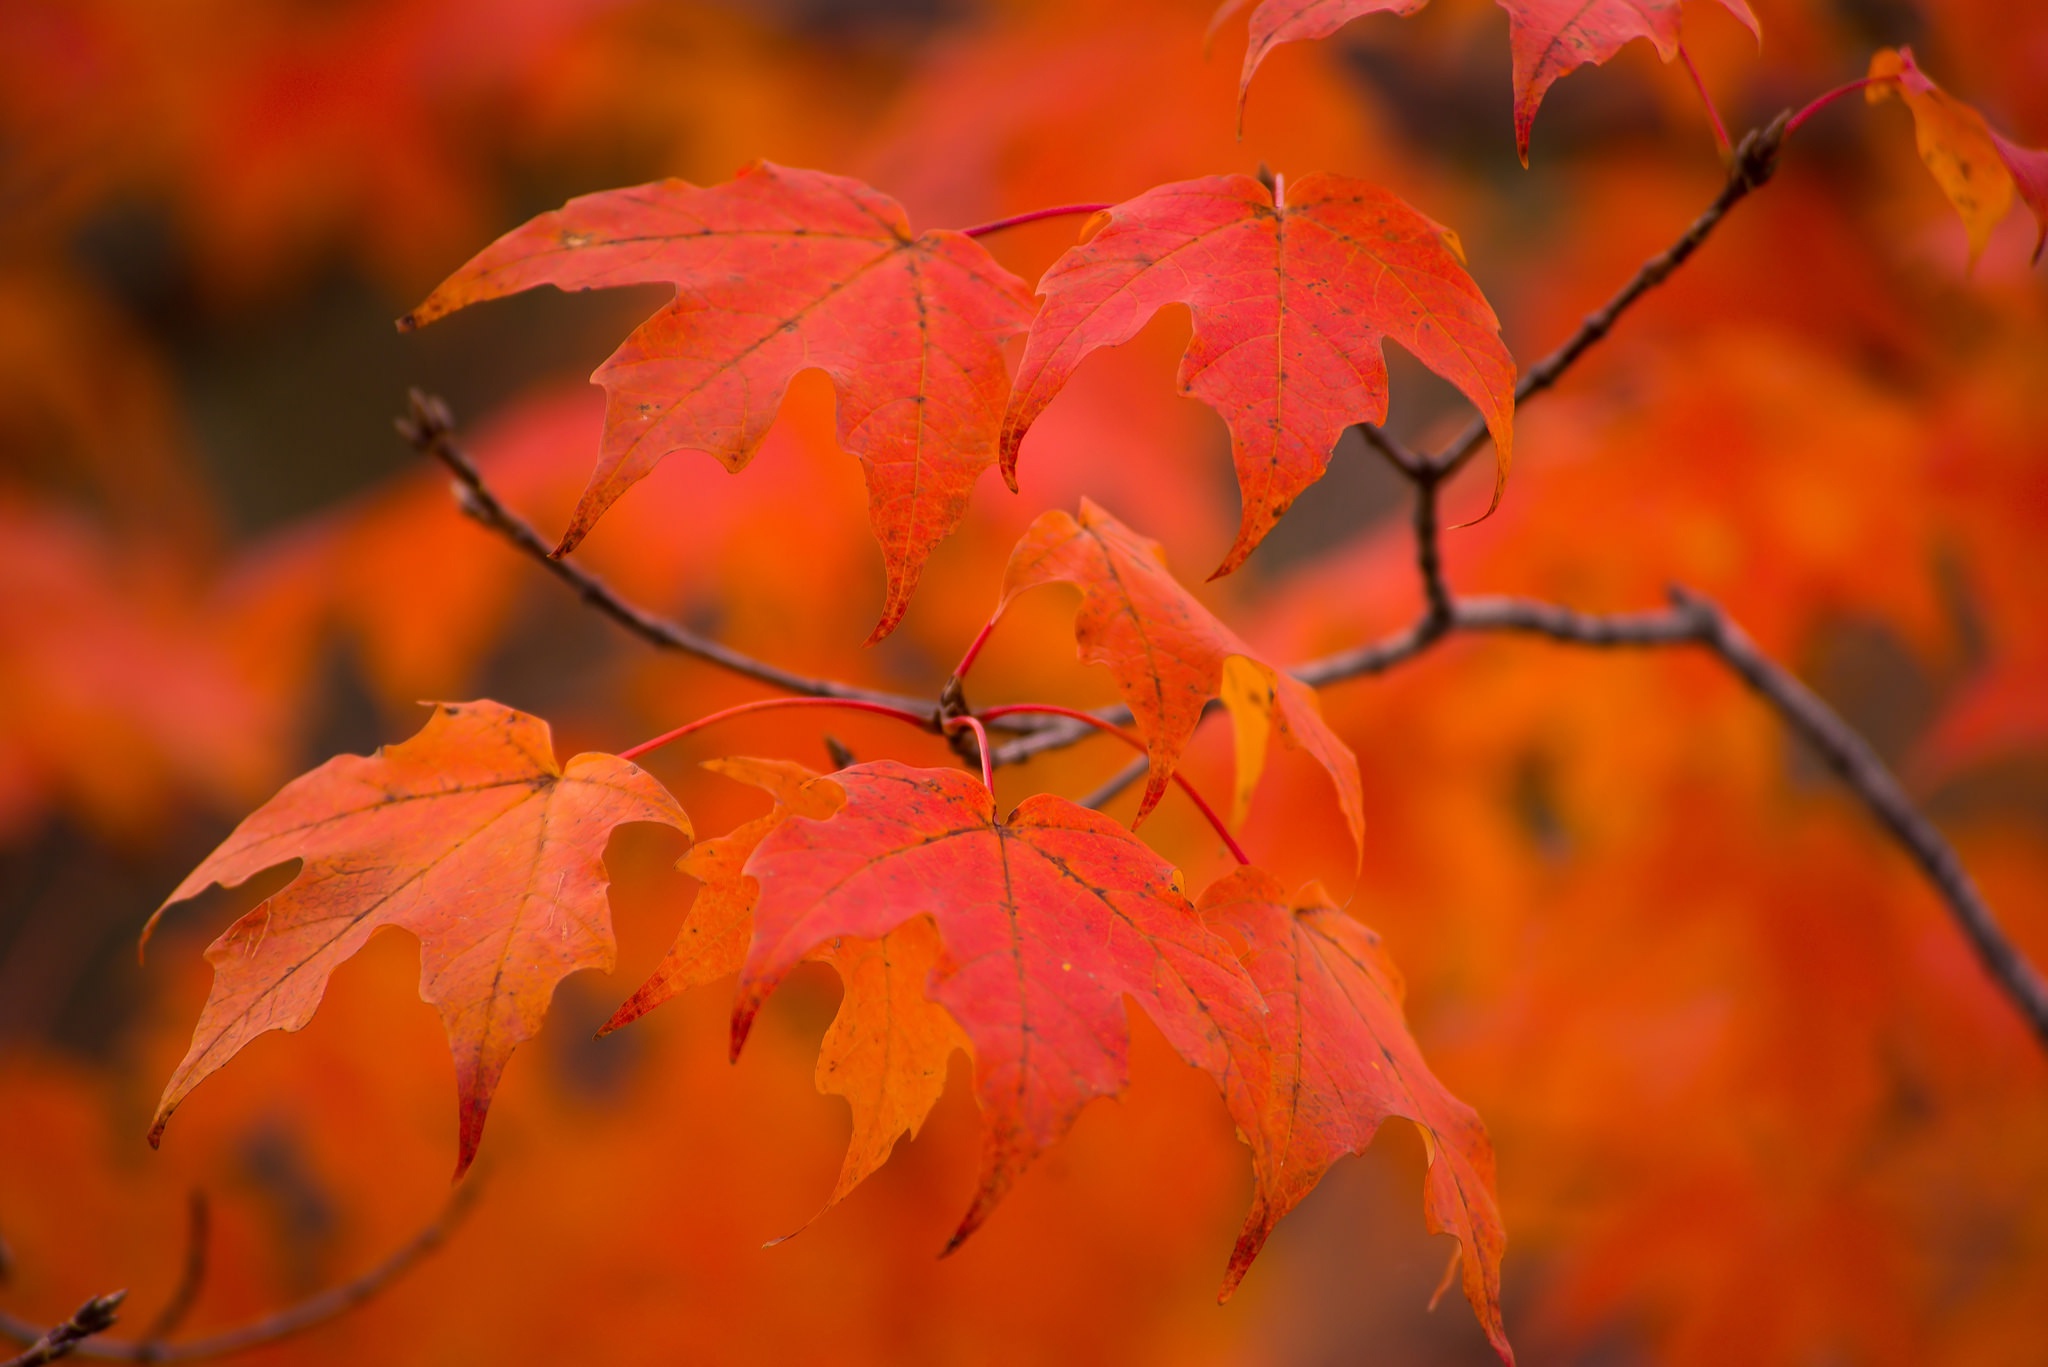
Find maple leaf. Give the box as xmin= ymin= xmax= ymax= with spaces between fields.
xmin=143 ymin=700 xmax=689 ymax=1176
xmin=1867 ymin=47 xmax=2048 ymax=266
xmin=1200 ymin=867 xmax=1511 ymax=1363
xmin=1218 ymin=0 xmax=1758 ymax=163
xmin=1000 ymin=172 xmax=1514 ymax=565
xmin=399 ymin=161 xmax=1036 ymax=641
xmin=733 ymin=761 xmax=1270 ymax=1249
xmin=993 ymin=499 xmax=1363 ymax=850
xmin=600 ymin=757 xmax=966 ymax=1221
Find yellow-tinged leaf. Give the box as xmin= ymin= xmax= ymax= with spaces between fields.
xmin=1869 ymin=47 xmax=2016 ymax=265
xmin=605 ymin=757 xmax=967 ymax=1223
xmin=1219 ymin=654 xmax=1277 ymax=830
xmin=807 ymin=919 xmax=969 ymax=1219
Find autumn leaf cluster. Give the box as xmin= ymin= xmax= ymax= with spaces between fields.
xmin=3 ymin=2 xmax=2047 ymax=1364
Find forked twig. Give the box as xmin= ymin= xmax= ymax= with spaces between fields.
xmin=0 ymin=1187 xmax=478 ymax=1364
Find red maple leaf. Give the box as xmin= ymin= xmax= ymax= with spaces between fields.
xmin=732 ymin=761 xmax=1270 ymax=1250
xmin=1000 ymin=172 xmax=1514 ymax=568
xmin=1217 ymin=0 xmax=1759 ymax=162
xmin=400 ymin=161 xmax=1035 ymax=640
xmin=1201 ymin=867 xmax=1511 ymax=1362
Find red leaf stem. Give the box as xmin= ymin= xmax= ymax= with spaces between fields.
xmin=978 ymin=704 xmax=1249 ymax=864
xmin=619 ymin=698 xmax=935 ymax=764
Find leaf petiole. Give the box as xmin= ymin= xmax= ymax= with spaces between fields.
xmin=1785 ymin=75 xmax=1882 ymax=136
xmin=1678 ymin=43 xmax=1733 ymax=160
xmin=957 ymin=203 xmax=1111 ymax=239
xmin=618 ymin=697 xmax=936 ymax=764
xmin=944 ymin=714 xmax=995 ymax=791
xmin=948 ymin=617 xmax=999 ymax=687
xmin=977 ymin=703 xmax=1250 ymax=865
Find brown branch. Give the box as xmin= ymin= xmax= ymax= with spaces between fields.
xmin=1 ymin=1295 xmax=123 ymax=1367
xmin=988 ymin=702 xmax=1132 ymax=768
xmin=1356 ymin=423 xmax=1426 ymax=479
xmin=1425 ymin=113 xmax=1790 ymax=482
xmin=0 ymin=1188 xmax=476 ymax=1364
xmin=1413 ymin=478 xmax=1454 ymax=629
xmin=395 ymin=390 xmax=941 ymax=720
xmin=1451 ymin=595 xmax=1705 ymax=647
xmin=1079 ymin=754 xmax=1152 ymax=811
xmin=1671 ymin=588 xmax=2048 ymax=1045
xmin=1322 ymin=590 xmax=2048 ymax=1047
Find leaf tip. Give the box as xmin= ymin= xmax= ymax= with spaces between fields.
xmin=729 ymin=997 xmax=761 ymax=1063
xmin=1513 ymin=112 xmax=1535 ymax=168
xmin=864 ymin=604 xmax=905 ymax=647
xmin=998 ymin=439 xmax=1024 ymax=493
xmin=452 ymin=1108 xmax=486 ymax=1183
xmin=1219 ymin=1221 xmax=1269 ymax=1301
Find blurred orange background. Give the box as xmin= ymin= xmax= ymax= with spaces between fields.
xmin=2 ymin=1 xmax=2045 ymax=1363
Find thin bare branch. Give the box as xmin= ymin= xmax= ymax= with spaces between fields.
xmin=1080 ymin=754 xmax=1151 ymax=811
xmin=1426 ymin=114 xmax=1790 ymax=482
xmin=1357 ymin=423 xmax=1426 ymax=479
xmin=1672 ymin=588 xmax=2048 ymax=1046
xmin=1292 ymin=618 xmax=1441 ymax=688
xmin=395 ymin=391 xmax=935 ymax=718
xmin=1452 ymin=595 xmax=1705 ymax=647
xmin=0 ymin=1188 xmax=476 ymax=1364
xmin=1 ymin=1294 xmax=123 ymax=1367
xmin=988 ymin=702 xmax=1132 ymax=768
xmin=1413 ymin=479 xmax=1453 ymax=628
xmin=1314 ymin=588 xmax=2048 ymax=1046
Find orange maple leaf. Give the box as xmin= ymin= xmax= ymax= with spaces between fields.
xmin=143 ymin=700 xmax=689 ymax=1176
